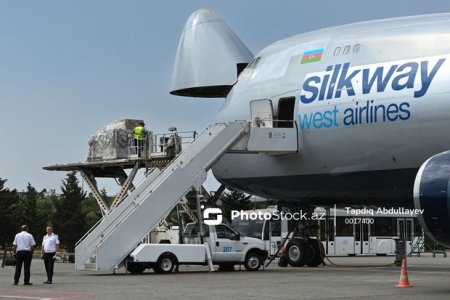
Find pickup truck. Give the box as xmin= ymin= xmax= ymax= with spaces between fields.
xmin=128 ymin=223 xmax=268 ymax=274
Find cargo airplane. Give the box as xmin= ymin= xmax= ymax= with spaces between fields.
xmin=170 ymin=9 xmax=450 ymax=265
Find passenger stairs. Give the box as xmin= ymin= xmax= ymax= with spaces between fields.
xmin=75 ymin=121 xmax=251 ymax=270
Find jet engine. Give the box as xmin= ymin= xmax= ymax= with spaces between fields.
xmin=170 ymin=9 xmax=253 ymax=98
xmin=414 ymin=151 xmax=450 ymax=247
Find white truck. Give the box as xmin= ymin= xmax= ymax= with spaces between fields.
xmin=127 ymin=223 xmax=268 ymax=274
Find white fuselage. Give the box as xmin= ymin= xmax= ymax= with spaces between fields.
xmin=212 ymin=13 xmax=450 ymax=207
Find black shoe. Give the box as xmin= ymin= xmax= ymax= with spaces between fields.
xmin=43 ymin=280 xmax=52 ymax=284
xmin=24 ymin=282 xmax=33 ymax=285
xmin=13 ymin=282 xmax=18 ymax=285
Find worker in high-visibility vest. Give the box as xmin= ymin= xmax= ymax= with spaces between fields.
xmin=134 ymin=121 xmax=146 ymax=156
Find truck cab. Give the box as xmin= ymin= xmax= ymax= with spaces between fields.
xmin=184 ymin=223 xmax=267 ymax=268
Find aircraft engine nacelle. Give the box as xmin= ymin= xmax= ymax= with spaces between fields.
xmin=414 ymin=151 xmax=450 ymax=247
xmin=170 ymin=9 xmax=253 ymax=98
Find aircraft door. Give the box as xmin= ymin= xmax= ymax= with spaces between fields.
xmin=250 ymin=99 xmax=273 ymax=128
xmin=248 ymin=98 xmax=298 ymax=154
xmin=277 ymin=97 xmax=296 ymax=128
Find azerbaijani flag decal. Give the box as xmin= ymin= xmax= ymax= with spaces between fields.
xmin=301 ymin=48 xmax=324 ymax=64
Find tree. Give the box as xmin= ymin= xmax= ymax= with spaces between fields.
xmin=55 ymin=172 xmax=86 ymax=252
xmin=100 ymin=188 xmax=113 ymax=206
xmin=219 ymin=189 xmax=253 ymax=222
xmin=0 ymin=178 xmax=21 ymax=251
xmin=36 ymin=189 xmax=58 ymax=233
xmin=82 ymin=193 xmax=102 ymax=230
xmin=20 ymin=183 xmax=40 ymax=238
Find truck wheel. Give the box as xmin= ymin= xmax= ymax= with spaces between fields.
xmin=244 ymin=251 xmax=262 ymax=271
xmin=218 ymin=263 xmax=235 ymax=271
xmin=126 ymin=262 xmax=145 ymax=274
xmin=286 ymin=239 xmax=313 ymax=267
xmin=154 ymin=254 xmax=176 ymax=274
xmin=306 ymin=238 xmax=324 ymax=267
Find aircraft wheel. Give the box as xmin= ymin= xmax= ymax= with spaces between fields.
xmin=286 ymin=239 xmax=313 ymax=267
xmin=306 ymin=238 xmax=324 ymax=267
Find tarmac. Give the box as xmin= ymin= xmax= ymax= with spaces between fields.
xmin=0 ymin=253 xmax=449 ymax=300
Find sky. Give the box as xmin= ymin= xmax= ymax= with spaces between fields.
xmin=2 ymin=0 xmax=450 ymax=194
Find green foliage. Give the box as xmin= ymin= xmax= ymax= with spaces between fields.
xmin=0 ymin=174 xmax=103 ymax=252
xmin=54 ymin=171 xmax=87 ymax=252
xmin=36 ymin=190 xmax=58 ymax=230
xmin=100 ymin=188 xmax=112 ymax=206
xmin=83 ymin=193 xmax=102 ymax=229
xmin=0 ymin=178 xmax=20 ymax=248
xmin=19 ymin=183 xmax=41 ymax=238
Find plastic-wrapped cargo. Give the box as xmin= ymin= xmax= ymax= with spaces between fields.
xmin=87 ymin=119 xmax=149 ymax=161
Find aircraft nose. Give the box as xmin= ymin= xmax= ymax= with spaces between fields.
xmin=185 ymin=9 xmax=220 ymax=29
xmin=170 ymin=9 xmax=253 ymax=98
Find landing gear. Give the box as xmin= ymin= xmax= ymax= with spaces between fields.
xmin=273 ymin=203 xmax=325 ymax=268
xmin=283 ymin=238 xmax=324 ymax=267
xmin=285 ymin=239 xmax=313 ymax=267
xmin=306 ymin=238 xmax=324 ymax=267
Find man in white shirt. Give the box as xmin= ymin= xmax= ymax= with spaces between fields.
xmin=41 ymin=225 xmax=60 ymax=284
xmin=13 ymin=225 xmax=36 ymax=285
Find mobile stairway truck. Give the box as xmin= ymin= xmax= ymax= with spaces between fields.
xmin=127 ymin=222 xmax=268 ymax=273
